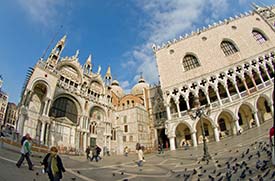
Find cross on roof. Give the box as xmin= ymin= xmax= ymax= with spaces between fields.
xmin=227 ymin=69 xmax=234 ymax=76
xmin=218 ymin=73 xmax=225 ymax=80
xmin=251 ymin=60 xmax=257 ymax=67
xmin=190 ymin=83 xmax=197 ymax=90
xmin=209 ymin=76 xmax=216 ymax=83
xmin=236 ymin=66 xmax=242 ymax=73
xmin=181 ymin=86 xmax=188 ymax=92
xmin=244 ymin=63 xmax=250 ymax=70
xmin=172 ymin=89 xmax=178 ymax=95
xmin=200 ymin=79 xmax=207 ymax=86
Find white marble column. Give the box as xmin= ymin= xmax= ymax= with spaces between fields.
xmin=215 ymin=88 xmax=223 ymax=106
xmin=191 ymin=132 xmax=197 ymax=147
xmin=169 ymin=137 xmax=176 ymax=151
xmin=185 ymin=98 xmax=190 ymax=110
xmin=234 ymin=119 xmax=241 ymax=134
xmin=46 ymin=99 xmax=52 ymax=116
xmin=234 ymin=81 xmax=241 ymax=98
xmin=40 ymin=122 xmax=46 ymax=144
xmin=225 ymin=85 xmax=232 ymax=102
xmin=166 ymin=104 xmax=171 ymax=120
xmin=175 ymin=101 xmax=181 ymax=118
xmin=213 ymin=127 xmax=220 ymax=142
xmin=269 ymin=102 xmax=274 ymax=118
xmin=253 ymin=111 xmax=260 ymax=127
xmin=242 ymin=79 xmax=251 ymax=95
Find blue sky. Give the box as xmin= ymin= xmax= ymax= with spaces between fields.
xmin=0 ymin=0 xmax=274 ymax=103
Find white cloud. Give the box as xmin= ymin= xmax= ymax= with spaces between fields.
xmin=122 ymin=0 xmax=229 ymax=87
xmin=120 ymin=80 xmax=130 ymax=89
xmin=17 ymin=0 xmax=68 ymax=27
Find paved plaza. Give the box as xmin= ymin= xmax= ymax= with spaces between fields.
xmin=0 ymin=119 xmax=275 ymax=181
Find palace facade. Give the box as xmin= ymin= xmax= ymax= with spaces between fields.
xmin=153 ymin=4 xmax=275 ymax=150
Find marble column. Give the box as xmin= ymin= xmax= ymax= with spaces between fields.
xmin=191 ymin=132 xmax=197 ymax=147
xmin=269 ymin=102 xmax=274 ymax=118
xmin=40 ymin=122 xmax=46 ymax=144
xmin=234 ymin=81 xmax=242 ymax=98
xmin=185 ymin=98 xmax=190 ymax=110
xmin=242 ymin=79 xmax=251 ymax=95
xmin=83 ymin=132 xmax=87 ymax=151
xmin=250 ymin=75 xmax=258 ymax=91
xmin=166 ymin=104 xmax=172 ymax=120
xmin=213 ymin=127 xmax=220 ymax=142
xmin=215 ymin=88 xmax=223 ymax=106
xmin=253 ymin=111 xmax=260 ymax=127
xmin=234 ymin=119 xmax=241 ymax=134
xmin=169 ymin=136 xmax=176 ymax=151
xmin=225 ymin=85 xmax=232 ymax=102
xmin=175 ymin=101 xmax=181 ymax=118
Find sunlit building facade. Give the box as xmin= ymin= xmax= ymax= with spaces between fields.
xmin=153 ymin=4 xmax=275 ymax=150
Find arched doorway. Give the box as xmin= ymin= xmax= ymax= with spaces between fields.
xmin=238 ymin=104 xmax=253 ymax=131
xmin=257 ymin=97 xmax=272 ymax=123
xmin=175 ymin=123 xmax=192 ymax=148
xmin=195 ymin=118 xmax=214 ymax=144
xmin=217 ymin=111 xmax=235 ymax=138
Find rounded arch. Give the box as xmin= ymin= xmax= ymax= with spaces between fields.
xmin=237 ymin=102 xmax=255 ymax=131
xmin=49 ymin=94 xmax=81 ymax=124
xmin=252 ymin=27 xmax=269 ymax=41
xmin=216 ymin=109 xmax=236 ymax=138
xmin=220 ymin=38 xmax=239 ymax=56
xmin=194 ymin=117 xmax=215 ymax=144
xmin=30 ymin=78 xmax=51 ymax=98
xmin=89 ymin=105 xmax=106 ymax=122
xmin=56 ymin=62 xmax=83 ymax=83
xmin=256 ymin=94 xmax=272 ymax=123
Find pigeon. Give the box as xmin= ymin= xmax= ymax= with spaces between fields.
xmin=215 ymin=160 xmax=219 ymax=163
xmin=248 ymin=178 xmax=254 ymax=181
xmin=175 ymin=174 xmax=181 ymax=177
xmin=76 ymin=171 xmax=81 ymax=174
xmin=263 ymin=169 xmax=270 ymax=178
xmin=248 ymin=169 xmax=253 ymax=175
xmin=122 ymin=179 xmax=128 ymax=181
xmin=216 ymin=172 xmax=222 ymax=177
xmin=214 ymin=153 xmax=218 ymax=155
xmin=193 ymin=169 xmax=197 ymax=175
xmin=208 ymin=175 xmax=214 ymax=181
xmin=217 ymin=176 xmax=223 ymax=181
xmin=203 ymin=169 xmax=206 ymax=173
xmin=121 ymin=172 xmax=124 ymax=175
xmin=248 ymin=155 xmax=253 ymax=160
xmin=198 ymin=173 xmax=203 ymax=177
xmin=240 ymin=170 xmax=246 ymax=179
xmin=199 ymin=166 xmax=203 ymax=169
xmin=112 ymin=173 xmax=115 ymax=176
xmin=36 ymin=172 xmax=39 ymax=176
xmin=245 ymin=148 xmax=250 ymax=155
xmin=271 ymin=171 xmax=275 ymax=178
xmin=212 ymin=169 xmax=216 ymax=174
xmin=217 ymin=164 xmax=222 ymax=168
xmin=71 ymin=178 xmax=76 ymax=181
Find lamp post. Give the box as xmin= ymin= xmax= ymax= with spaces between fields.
xmin=188 ymin=97 xmax=212 ymax=161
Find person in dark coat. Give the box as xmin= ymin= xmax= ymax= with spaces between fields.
xmin=85 ymin=146 xmax=91 ymax=160
xmin=42 ymin=146 xmax=65 ymax=181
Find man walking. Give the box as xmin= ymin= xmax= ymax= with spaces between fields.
xmin=85 ymin=146 xmax=91 ymax=160
xmin=16 ymin=133 xmax=33 ymax=170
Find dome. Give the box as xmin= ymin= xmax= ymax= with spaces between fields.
xmin=111 ymin=80 xmax=124 ymax=98
xmin=131 ymin=76 xmax=149 ymax=95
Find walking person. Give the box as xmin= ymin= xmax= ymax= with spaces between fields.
xmin=90 ymin=146 xmax=98 ymax=162
xmin=124 ymin=146 xmax=129 ymax=157
xmin=42 ymin=146 xmax=66 ymax=181
xmin=137 ymin=145 xmax=145 ymax=170
xmin=0 ymin=125 xmax=5 ymax=148
xmin=85 ymin=146 xmax=91 ymax=160
xmin=96 ymin=145 xmax=102 ymax=160
xmin=16 ymin=133 xmax=33 ymax=170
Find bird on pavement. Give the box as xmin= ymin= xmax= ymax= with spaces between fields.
xmin=76 ymin=171 xmax=81 ymax=174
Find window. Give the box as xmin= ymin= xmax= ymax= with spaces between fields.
xmin=123 ymin=136 xmax=127 ymax=142
xmin=123 ymin=116 xmax=127 ymax=123
xmin=252 ymin=30 xmax=267 ymax=44
xmin=182 ymin=55 xmax=200 ymax=71
xmin=49 ymin=97 xmax=78 ymax=123
xmin=111 ymin=128 xmax=116 ymax=140
xmin=124 ymin=125 xmax=128 ymax=132
xmin=220 ymin=41 xmax=238 ymax=56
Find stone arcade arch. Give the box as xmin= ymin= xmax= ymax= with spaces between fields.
xmin=195 ymin=118 xmax=215 ymax=144
xmin=256 ymin=96 xmax=272 ymax=123
xmin=175 ymin=122 xmax=192 ymax=148
xmin=217 ymin=111 xmax=235 ymax=138
xmin=237 ymin=103 xmax=255 ymax=131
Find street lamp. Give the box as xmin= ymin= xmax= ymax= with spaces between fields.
xmin=188 ymin=97 xmax=212 ymax=161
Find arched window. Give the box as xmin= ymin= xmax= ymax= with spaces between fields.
xmin=220 ymin=41 xmax=238 ymax=56
xmin=49 ymin=97 xmax=78 ymax=123
xmin=252 ymin=30 xmax=267 ymax=44
xmin=182 ymin=55 xmax=200 ymax=71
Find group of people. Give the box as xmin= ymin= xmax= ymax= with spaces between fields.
xmin=85 ymin=145 xmax=102 ymax=162
xmin=15 ymin=133 xmax=65 ymax=181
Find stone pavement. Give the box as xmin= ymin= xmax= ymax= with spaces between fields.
xmin=0 ymin=119 xmax=274 ymax=181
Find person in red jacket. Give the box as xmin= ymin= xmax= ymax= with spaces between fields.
xmin=270 ymin=126 xmax=274 ymax=144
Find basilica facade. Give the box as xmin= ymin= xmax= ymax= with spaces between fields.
xmin=152 ymin=4 xmax=275 ymax=150
xmin=16 ymin=35 xmax=156 ymax=154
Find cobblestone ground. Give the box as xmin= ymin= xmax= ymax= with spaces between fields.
xmin=0 ymin=119 xmax=274 ymax=181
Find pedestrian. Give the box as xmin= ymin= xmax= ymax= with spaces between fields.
xmin=137 ymin=146 xmax=145 ymax=169
xmin=21 ymin=133 xmax=30 ymax=146
xmin=124 ymin=146 xmax=129 ymax=156
xmin=269 ymin=126 xmax=275 ymax=165
xmin=0 ymin=125 xmax=5 ymax=148
xmin=42 ymin=146 xmax=66 ymax=181
xmin=90 ymin=146 xmax=98 ymax=162
xmin=16 ymin=133 xmax=33 ymax=170
xmin=85 ymin=146 xmax=91 ymax=160
xmin=158 ymin=143 xmax=164 ymax=154
xmin=136 ymin=142 xmax=140 ymax=153
xmin=96 ymin=145 xmax=102 ymax=160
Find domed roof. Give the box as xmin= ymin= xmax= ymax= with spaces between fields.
xmin=111 ymin=80 xmax=124 ymax=98
xmin=131 ymin=76 xmax=149 ymax=95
